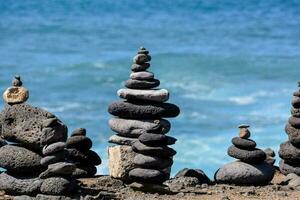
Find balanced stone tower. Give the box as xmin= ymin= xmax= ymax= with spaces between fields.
xmin=108 ymin=47 xmax=180 ymax=187
xmin=0 ymin=76 xmax=78 ymax=198
xmin=66 ymin=128 xmax=102 ymax=178
xmin=215 ymin=124 xmax=275 ymax=185
xmin=279 ymin=81 xmax=300 ymax=175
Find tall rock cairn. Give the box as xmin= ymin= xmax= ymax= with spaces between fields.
xmin=108 ymin=47 xmax=180 ymax=185
xmin=279 ymin=81 xmax=300 ymax=175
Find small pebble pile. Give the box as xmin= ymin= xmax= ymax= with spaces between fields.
xmin=279 ymin=81 xmax=300 ymax=175
xmin=108 ymin=47 xmax=180 ymax=188
xmin=215 ymin=125 xmax=275 ymax=185
xmin=66 ymin=128 xmax=102 ymax=178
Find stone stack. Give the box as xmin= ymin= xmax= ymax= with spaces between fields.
xmin=66 ymin=128 xmax=102 ymax=178
xmin=279 ymin=81 xmax=300 ymax=175
xmin=0 ymin=76 xmax=74 ymax=197
xmin=108 ymin=47 xmax=180 ymax=185
xmin=215 ymin=124 xmax=275 ymax=185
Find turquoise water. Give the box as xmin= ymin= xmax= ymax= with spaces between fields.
xmin=0 ymin=0 xmax=300 ymax=178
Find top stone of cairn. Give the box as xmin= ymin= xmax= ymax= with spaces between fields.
xmin=3 ymin=75 xmax=29 ymax=104
xmin=238 ymin=124 xmax=250 ymax=139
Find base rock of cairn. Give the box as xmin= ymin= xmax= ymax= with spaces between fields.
xmin=279 ymin=82 xmax=300 ymax=175
xmin=215 ymin=125 xmax=275 ymax=185
xmin=108 ymin=47 xmax=180 ymax=191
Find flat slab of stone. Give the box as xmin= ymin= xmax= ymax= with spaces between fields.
xmin=129 ymin=168 xmax=168 ymax=184
xmin=108 ymin=100 xmax=180 ymax=119
xmin=228 ymin=145 xmax=266 ymax=163
xmin=215 ymin=161 xmax=275 ymax=185
xmin=130 ymin=71 xmax=154 ymax=80
xmin=108 ymin=145 xmax=136 ymax=180
xmin=139 ymin=133 xmax=176 ymax=146
xmin=109 ymin=118 xmax=171 ymax=137
xmin=72 ymin=165 xmax=97 ymax=178
xmin=3 ymin=86 xmax=29 ymax=104
xmin=231 ymin=137 xmax=256 ymax=149
xmin=109 ymin=134 xmax=138 ymax=145
xmin=0 ymin=173 xmax=42 ymax=195
xmin=0 ymin=144 xmax=44 ymax=175
xmin=279 ymin=141 xmax=300 ymax=163
xmin=131 ymin=63 xmax=150 ymax=72
xmin=43 ymin=142 xmax=66 ymax=156
xmin=40 ymin=151 xmax=65 ymax=166
xmin=71 ymin=128 xmax=86 ymax=136
xmin=39 ymin=162 xmax=76 ymax=179
xmin=279 ymin=160 xmax=300 ymax=176
xmin=134 ymin=154 xmax=173 ymax=169
xmin=130 ymin=182 xmax=172 ymax=194
xmin=132 ymin=141 xmax=176 ymax=158
xmin=125 ymin=79 xmax=160 ymax=89
xmin=118 ymin=88 xmax=169 ymax=102
xmin=133 ymin=54 xmax=151 ymax=64
xmin=66 ymin=136 xmax=92 ymax=153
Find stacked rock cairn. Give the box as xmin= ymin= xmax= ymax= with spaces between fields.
xmin=279 ymin=81 xmax=300 ymax=175
xmin=0 ymin=76 xmax=78 ymax=198
xmin=66 ymin=128 xmax=102 ymax=178
xmin=108 ymin=47 xmax=180 ymax=189
xmin=215 ymin=124 xmax=275 ymax=185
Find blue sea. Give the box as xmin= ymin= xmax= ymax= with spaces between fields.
xmin=0 ymin=0 xmax=299 ymax=178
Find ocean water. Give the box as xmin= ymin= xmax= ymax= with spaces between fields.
xmin=0 ymin=0 xmax=300 ymax=178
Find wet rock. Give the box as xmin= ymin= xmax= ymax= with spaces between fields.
xmin=125 ymin=79 xmax=160 ymax=89
xmin=40 ymin=177 xmax=77 ymax=195
xmin=228 ymin=145 xmax=266 ymax=163
xmin=174 ymin=168 xmax=210 ymax=184
xmin=118 ymin=88 xmax=169 ymax=102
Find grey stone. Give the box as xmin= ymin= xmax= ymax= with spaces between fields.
xmin=231 ymin=137 xmax=256 ymax=149
xmin=36 ymin=194 xmax=72 ymax=200
xmin=0 ymin=172 xmax=42 ymax=195
xmin=264 ymin=148 xmax=275 ymax=157
xmin=72 ymin=165 xmax=97 ymax=178
xmin=15 ymin=195 xmax=33 ymax=200
xmin=137 ymin=47 xmax=149 ymax=55
xmin=279 ymin=160 xmax=300 ymax=176
xmin=130 ymin=71 xmax=154 ymax=80
xmin=109 ymin=134 xmax=138 ymax=145
xmin=134 ymin=154 xmax=173 ymax=169
xmin=279 ymin=141 xmax=300 ymax=163
xmin=42 ymin=142 xmax=66 ymax=156
xmin=215 ymin=161 xmax=275 ymax=185
xmin=133 ymin=54 xmax=151 ymax=64
xmin=0 ymin=144 xmax=44 ymax=175
xmin=40 ymin=177 xmax=77 ymax=195
xmin=289 ymin=117 xmax=300 ymax=128
xmin=291 ymin=108 xmax=300 ymax=117
xmin=129 ymin=168 xmax=169 ymax=184
xmin=108 ymin=100 xmax=180 ymax=119
xmin=40 ymin=151 xmax=65 ymax=166
xmin=71 ymin=128 xmax=86 ymax=136
xmin=129 ymin=182 xmax=172 ymax=194
xmin=109 ymin=118 xmax=171 ymax=137
xmin=66 ymin=149 xmax=101 ymax=166
xmin=165 ymin=177 xmax=201 ymax=190
xmin=132 ymin=141 xmax=176 ymax=158
xmin=131 ymin=63 xmax=150 ymax=72
xmin=0 ymin=104 xmax=67 ymax=150
xmin=39 ymin=162 xmax=76 ymax=179
xmin=138 ymin=133 xmax=176 ymax=146
xmin=285 ymin=173 xmax=300 ymax=187
xmin=125 ymin=79 xmax=160 ymax=89
xmin=265 ymin=157 xmax=276 ymax=165
xmin=66 ymin=136 xmax=92 ymax=153
xmin=118 ymin=88 xmax=169 ymax=102
xmin=228 ymin=145 xmax=266 ymax=163
xmin=174 ymin=168 xmax=210 ymax=184
xmin=285 ymin=123 xmax=300 ymax=146
xmin=292 ymin=96 xmax=300 ymax=108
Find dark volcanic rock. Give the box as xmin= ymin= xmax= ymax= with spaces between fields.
xmin=279 ymin=141 xmax=300 ymax=163
xmin=132 ymin=141 xmax=176 ymax=158
xmin=72 ymin=165 xmax=97 ymax=178
xmin=0 ymin=144 xmax=44 ymax=175
xmin=133 ymin=154 xmax=173 ymax=169
xmin=289 ymin=117 xmax=300 ymax=128
xmin=108 ymin=100 xmax=180 ymax=119
xmin=174 ymin=168 xmax=210 ymax=184
xmin=0 ymin=172 xmax=43 ymax=195
xmin=42 ymin=142 xmax=66 ymax=156
xmin=138 ymin=133 xmax=177 ymax=146
xmin=292 ymin=96 xmax=300 ymax=108
xmin=86 ymin=150 xmax=102 ymax=166
xmin=66 ymin=149 xmax=101 ymax=166
xmin=71 ymin=128 xmax=86 ymax=137
xmin=279 ymin=160 xmax=300 ymax=176
xmin=228 ymin=145 xmax=266 ymax=163
xmin=66 ymin=136 xmax=92 ymax=153
xmin=231 ymin=137 xmax=256 ymax=149
xmin=131 ymin=63 xmax=150 ymax=72
xmin=40 ymin=151 xmax=65 ymax=166
xmin=291 ymin=108 xmax=300 ymax=117
xmin=285 ymin=123 xmax=300 ymax=146
xmin=39 ymin=162 xmax=76 ymax=179
xmin=40 ymin=177 xmax=77 ymax=195
xmin=125 ymin=79 xmax=160 ymax=89
xmin=129 ymin=168 xmax=168 ymax=184
xmin=1 ymin=104 xmax=67 ymax=150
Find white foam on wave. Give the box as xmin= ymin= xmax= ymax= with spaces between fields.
xmin=228 ymin=96 xmax=256 ymax=105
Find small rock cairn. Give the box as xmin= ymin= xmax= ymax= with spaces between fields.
xmin=108 ymin=47 xmax=180 ymax=188
xmin=215 ymin=125 xmax=275 ymax=185
xmin=66 ymin=128 xmax=102 ymax=178
xmin=279 ymin=81 xmax=300 ymax=175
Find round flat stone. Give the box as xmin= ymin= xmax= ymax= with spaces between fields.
xmin=289 ymin=117 xmax=300 ymax=128
xmin=129 ymin=168 xmax=168 ymax=184
xmin=118 ymin=88 xmax=169 ymax=102
xmin=40 ymin=177 xmax=77 ymax=195
xmin=41 ymin=151 xmax=66 ymax=166
xmin=109 ymin=134 xmax=138 ymax=145
xmin=264 ymin=148 xmax=275 ymax=157
xmin=71 ymin=128 xmax=86 ymax=136
xmin=66 ymin=148 xmax=87 ymax=163
xmin=132 ymin=141 xmax=176 ymax=158
xmin=109 ymin=118 xmax=171 ymax=137
xmin=86 ymin=150 xmax=102 ymax=166
xmin=138 ymin=133 xmax=177 ymax=146
xmin=227 ymin=145 xmax=266 ymax=163
xmin=292 ymin=96 xmax=300 ymax=108
xmin=279 ymin=141 xmax=300 ymax=163
xmin=39 ymin=162 xmax=76 ymax=179
xmin=108 ymin=100 xmax=180 ymax=119
xmin=215 ymin=161 xmax=275 ymax=185
xmin=134 ymin=154 xmax=173 ymax=169
xmin=66 ymin=136 xmax=92 ymax=153
xmin=131 ymin=63 xmax=150 ymax=72
xmin=291 ymin=108 xmax=300 ymax=117
xmin=43 ymin=142 xmax=66 ymax=156
xmin=285 ymin=123 xmax=300 ymax=146
xmin=133 ymin=54 xmax=151 ymax=64
xmin=3 ymin=86 xmax=29 ymax=104
xmin=231 ymin=137 xmax=256 ymax=149
xmin=130 ymin=71 xmax=154 ymax=80
xmin=125 ymin=79 xmax=160 ymax=89
xmin=72 ymin=165 xmax=97 ymax=178
xmin=279 ymin=160 xmax=300 ymax=176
